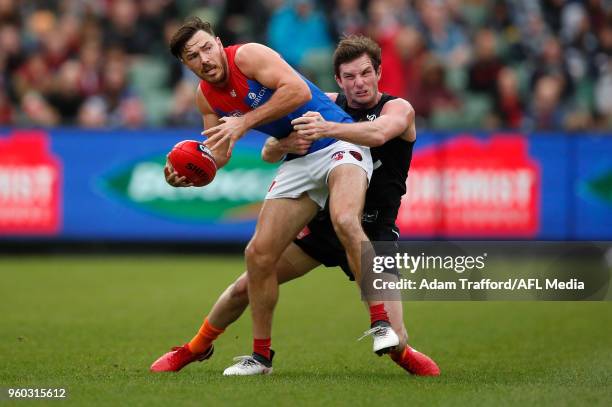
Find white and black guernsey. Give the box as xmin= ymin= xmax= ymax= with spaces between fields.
xmin=334 ymin=93 xmax=415 ymax=226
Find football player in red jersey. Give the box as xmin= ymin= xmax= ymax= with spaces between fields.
xmin=160 ymin=18 xmax=399 ymax=375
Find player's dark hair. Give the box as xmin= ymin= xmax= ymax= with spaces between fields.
xmin=333 ymin=35 xmax=382 ymax=77
xmin=169 ymin=16 xmax=215 ymax=60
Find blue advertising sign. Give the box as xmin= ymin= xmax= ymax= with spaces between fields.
xmin=0 ymin=129 xmax=610 ymax=241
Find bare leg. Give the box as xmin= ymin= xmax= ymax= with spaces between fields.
xmin=207 ymin=243 xmax=321 ymax=329
xmin=327 ymin=165 xmax=370 ymax=285
xmin=328 ymin=165 xmax=381 ymax=309
xmin=245 ymin=195 xmax=318 ymax=341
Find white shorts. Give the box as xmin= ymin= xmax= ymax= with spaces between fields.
xmin=265 ymin=141 xmax=373 ymax=208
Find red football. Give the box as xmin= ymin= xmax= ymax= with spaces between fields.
xmin=167 ymin=140 xmax=217 ymax=187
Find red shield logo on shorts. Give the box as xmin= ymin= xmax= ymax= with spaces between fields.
xmin=296 ymin=226 xmax=311 ymax=239
xmin=349 ymin=150 xmax=363 ymax=161
xmin=331 ymin=151 xmax=345 ymax=161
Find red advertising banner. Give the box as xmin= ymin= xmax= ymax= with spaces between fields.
xmin=398 ymin=135 xmax=540 ymax=238
xmin=0 ymin=131 xmax=62 ymax=235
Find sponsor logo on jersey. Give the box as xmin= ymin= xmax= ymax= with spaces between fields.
xmin=230 ymin=89 xmax=237 ymax=97
xmin=248 ymin=87 xmax=270 ymax=109
xmin=366 ymin=114 xmax=377 ymax=121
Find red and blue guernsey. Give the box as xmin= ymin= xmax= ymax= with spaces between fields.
xmin=199 ymin=45 xmax=353 ymax=160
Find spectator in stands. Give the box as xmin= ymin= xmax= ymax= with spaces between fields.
xmin=367 ymin=0 xmax=409 ymax=98
xmin=166 ymin=80 xmax=202 ymax=127
xmin=45 ymin=60 xmax=84 ymax=124
xmin=14 ymin=54 xmax=53 ymax=99
xmin=139 ymin=0 xmax=179 ymax=56
xmin=594 ymin=57 xmax=612 ymax=128
xmin=77 ymin=40 xmax=103 ymax=97
xmin=0 ymin=89 xmax=13 ymax=125
xmin=418 ymin=0 xmax=470 ymax=69
xmin=561 ymin=2 xmax=599 ymax=86
xmin=162 ymin=19 xmax=186 ymax=89
xmin=20 ymin=90 xmax=59 ymax=127
xmin=508 ymin=1 xmax=550 ymax=61
xmin=397 ymin=26 xmax=428 ymax=100
xmin=411 ymin=55 xmax=461 ymax=122
xmin=80 ymin=49 xmax=145 ymax=128
xmin=267 ymin=0 xmax=333 ymax=69
xmin=103 ymin=0 xmax=149 ymax=55
xmin=268 ymin=0 xmax=334 ymax=89
xmin=77 ymin=96 xmax=108 ymax=128
xmin=0 ymin=0 xmax=19 ymax=25
xmin=0 ymin=22 xmax=23 ymax=102
xmin=331 ymin=0 xmax=367 ymax=38
xmin=468 ymin=28 xmax=505 ymax=98
xmin=0 ymin=0 xmax=609 ymax=129
xmin=525 ymin=75 xmax=565 ymax=130
xmin=493 ymin=67 xmax=524 ymax=129
xmin=530 ymin=36 xmax=574 ymax=102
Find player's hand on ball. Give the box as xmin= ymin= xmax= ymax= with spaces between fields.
xmin=291 ymin=111 xmax=329 ymax=142
xmin=202 ymin=116 xmax=248 ymax=158
xmin=164 ymin=157 xmax=194 ymax=187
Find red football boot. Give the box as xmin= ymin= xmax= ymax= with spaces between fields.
xmin=392 ymin=346 xmax=440 ymax=376
xmin=150 ymin=344 xmax=214 ymax=372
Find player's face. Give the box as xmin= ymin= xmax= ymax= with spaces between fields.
xmin=181 ymin=30 xmax=227 ymax=85
xmin=336 ymin=54 xmax=381 ymax=108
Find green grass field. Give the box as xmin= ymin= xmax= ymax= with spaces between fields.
xmin=1 ymin=255 xmax=611 ymax=406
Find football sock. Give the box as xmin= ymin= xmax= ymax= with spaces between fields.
xmin=187 ymin=317 xmax=224 ymax=354
xmin=369 ymin=303 xmax=390 ymax=325
xmin=253 ymin=337 xmax=271 ymax=360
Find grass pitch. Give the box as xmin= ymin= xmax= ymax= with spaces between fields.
xmin=1 ymin=255 xmax=611 ymax=406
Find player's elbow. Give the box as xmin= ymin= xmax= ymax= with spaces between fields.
xmin=365 ymin=125 xmax=388 ymax=147
xmin=293 ymin=81 xmax=312 ymax=105
xmin=368 ymin=132 xmax=387 ymax=147
xmin=406 ymin=104 xmax=416 ymax=125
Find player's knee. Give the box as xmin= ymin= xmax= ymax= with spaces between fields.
xmin=245 ymin=242 xmax=277 ymax=273
xmin=330 ymin=211 xmax=361 ymax=240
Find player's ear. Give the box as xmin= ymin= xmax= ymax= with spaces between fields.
xmin=376 ymin=65 xmax=382 ymax=80
xmin=334 ymin=74 xmax=343 ymax=89
xmin=215 ymin=37 xmax=223 ymax=48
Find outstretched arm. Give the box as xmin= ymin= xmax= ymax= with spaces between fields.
xmin=292 ymin=99 xmax=416 ymax=147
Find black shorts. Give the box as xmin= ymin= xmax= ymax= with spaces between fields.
xmin=294 ymin=211 xmax=400 ymax=281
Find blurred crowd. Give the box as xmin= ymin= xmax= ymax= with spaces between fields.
xmin=0 ymin=0 xmax=611 ymax=131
